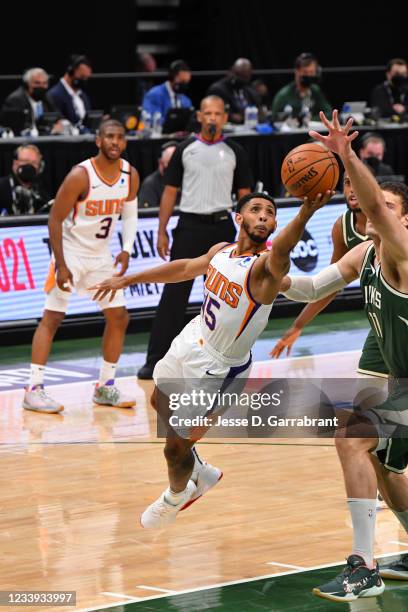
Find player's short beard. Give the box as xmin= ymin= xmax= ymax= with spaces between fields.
xmin=243 ymin=221 xmax=269 ymax=244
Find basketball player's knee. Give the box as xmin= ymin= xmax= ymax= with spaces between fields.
xmin=42 ymin=310 xmax=64 ymax=332
xmin=115 ymin=308 xmax=130 ymax=330
xmin=335 ymin=436 xmax=368 ymax=457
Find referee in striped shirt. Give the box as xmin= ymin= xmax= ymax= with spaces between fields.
xmin=138 ymin=95 xmax=253 ymax=379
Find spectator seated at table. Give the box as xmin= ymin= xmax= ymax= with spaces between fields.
xmin=47 ymin=54 xmax=92 ymax=127
xmin=358 ymin=132 xmax=397 ymax=180
xmin=142 ymin=60 xmax=192 ymax=124
xmin=207 ymin=58 xmax=261 ymax=124
xmin=370 ymin=58 xmax=408 ymax=121
xmin=271 ymin=52 xmax=331 ymax=124
xmin=2 ymin=68 xmax=60 ymax=135
xmin=0 ymin=144 xmax=49 ymax=215
xmin=138 ymin=141 xmax=178 ymax=208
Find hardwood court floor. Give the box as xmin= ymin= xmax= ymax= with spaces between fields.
xmin=1 ymin=351 xmax=407 ymax=611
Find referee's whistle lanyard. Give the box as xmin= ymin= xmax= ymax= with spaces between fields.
xmin=196 ymin=133 xmax=224 ymax=145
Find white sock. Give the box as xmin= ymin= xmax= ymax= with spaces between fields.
xmin=392 ymin=509 xmax=408 ymax=532
xmin=98 ymin=360 xmax=117 ymax=386
xmin=348 ymin=498 xmax=377 ymax=568
xmin=29 ymin=363 xmax=45 ymax=388
xmin=164 ymin=486 xmax=188 ymax=506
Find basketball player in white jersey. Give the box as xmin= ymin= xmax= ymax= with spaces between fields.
xmin=91 ymin=190 xmax=332 ymax=527
xmin=23 ymin=119 xmax=139 ymax=413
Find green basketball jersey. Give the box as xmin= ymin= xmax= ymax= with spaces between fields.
xmin=342 ymin=209 xmax=368 ymax=250
xmin=360 ymin=244 xmax=408 ymax=378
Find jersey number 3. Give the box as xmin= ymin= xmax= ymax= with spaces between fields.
xmin=96 ymin=217 xmax=113 ymax=239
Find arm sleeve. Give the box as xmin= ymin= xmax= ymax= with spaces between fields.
xmin=163 ymin=142 xmax=185 ymax=187
xmin=142 ymin=88 xmax=160 ymax=116
xmin=227 ymin=141 xmax=253 ymax=191
xmin=121 ymin=197 xmax=138 ymax=254
xmin=282 ymin=264 xmax=347 ymax=302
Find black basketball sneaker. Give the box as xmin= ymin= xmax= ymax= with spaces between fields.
xmin=313 ymin=554 xmax=385 ymax=602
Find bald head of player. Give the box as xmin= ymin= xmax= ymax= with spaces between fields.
xmin=235 ymin=192 xmax=277 ymax=245
xmin=365 ymin=181 xmax=408 ymax=238
xmin=96 ymin=119 xmax=127 ymax=162
xmin=196 ymin=95 xmax=228 ymax=141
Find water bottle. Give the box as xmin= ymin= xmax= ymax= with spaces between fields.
xmin=152 ymin=111 xmax=162 ymax=136
xmin=141 ymin=110 xmax=152 ymax=134
xmin=244 ymin=105 xmax=252 ymax=128
xmin=249 ymin=105 xmax=259 ymax=128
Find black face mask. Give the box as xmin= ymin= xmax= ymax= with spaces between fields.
xmin=300 ymin=75 xmax=319 ymax=87
xmin=391 ymin=74 xmax=408 ymax=88
xmin=31 ymin=87 xmax=47 ymax=102
xmin=16 ymin=164 xmax=38 ymax=183
xmin=172 ymin=82 xmax=189 ymax=95
xmin=72 ymin=77 xmax=88 ymax=89
xmin=364 ymin=157 xmax=381 ymax=172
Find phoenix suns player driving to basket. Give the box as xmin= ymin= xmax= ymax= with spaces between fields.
xmin=280 ymin=110 xmax=408 ymax=601
xmin=91 ymin=189 xmax=333 ymax=528
xmin=271 ymin=171 xmax=389 ymax=378
xmin=23 ymin=119 xmax=139 ymax=413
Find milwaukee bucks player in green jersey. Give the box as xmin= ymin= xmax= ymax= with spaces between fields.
xmin=272 ymin=173 xmax=388 ymax=378
xmin=280 ymin=110 xmax=408 ymax=601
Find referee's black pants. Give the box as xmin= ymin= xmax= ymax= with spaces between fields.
xmin=143 ymin=212 xmax=236 ymax=371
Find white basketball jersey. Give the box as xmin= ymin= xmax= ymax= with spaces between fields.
xmin=62 ymin=158 xmax=131 ymax=256
xmin=200 ymin=243 xmax=273 ymax=361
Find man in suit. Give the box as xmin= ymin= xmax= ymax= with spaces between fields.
xmin=2 ymin=68 xmax=58 ymax=134
xmin=142 ymin=60 xmax=192 ymax=124
xmin=207 ymin=58 xmax=260 ymax=124
xmin=47 ymin=55 xmax=92 ymax=126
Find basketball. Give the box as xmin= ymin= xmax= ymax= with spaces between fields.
xmin=281 ymin=143 xmax=339 ymax=200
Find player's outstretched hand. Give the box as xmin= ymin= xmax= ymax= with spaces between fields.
xmin=89 ymin=277 xmax=128 ymax=302
xmin=309 ymin=110 xmax=359 ymax=158
xmin=114 ymin=251 xmax=130 ymax=276
xmin=270 ymin=326 xmax=301 ymax=359
xmin=57 ymin=265 xmax=74 ymax=292
xmin=302 ymin=189 xmax=334 ymax=214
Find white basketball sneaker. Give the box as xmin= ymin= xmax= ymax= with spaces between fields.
xmin=93 ymin=380 xmax=135 ymax=408
xmin=22 ymin=385 xmax=64 ymax=414
xmin=180 ymin=448 xmax=223 ymax=511
xmin=141 ymin=480 xmax=197 ymax=529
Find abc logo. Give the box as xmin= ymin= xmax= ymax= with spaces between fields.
xmin=290 ymin=229 xmax=318 ymax=272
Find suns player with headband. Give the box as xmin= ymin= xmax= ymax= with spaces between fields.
xmin=23 ymin=119 xmax=139 ymax=413
xmin=91 ymin=188 xmax=332 ymax=528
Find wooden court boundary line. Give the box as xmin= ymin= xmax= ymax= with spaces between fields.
xmin=254 ymin=349 xmax=360 ymax=365
xmin=79 ymin=549 xmax=408 ymax=612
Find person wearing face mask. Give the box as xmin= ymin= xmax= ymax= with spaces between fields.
xmin=1 ymin=68 xmax=59 ymax=134
xmin=207 ymin=58 xmax=261 ymax=124
xmin=0 ymin=144 xmax=49 ymax=215
xmin=370 ymin=58 xmax=408 ymax=120
xmin=47 ymin=55 xmax=93 ymax=126
xmin=358 ymin=133 xmax=396 ymax=180
xmin=142 ymin=60 xmax=192 ymax=125
xmin=271 ymin=52 xmax=331 ymax=123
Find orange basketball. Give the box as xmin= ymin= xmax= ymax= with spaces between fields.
xmin=281 ymin=143 xmax=339 ymax=201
